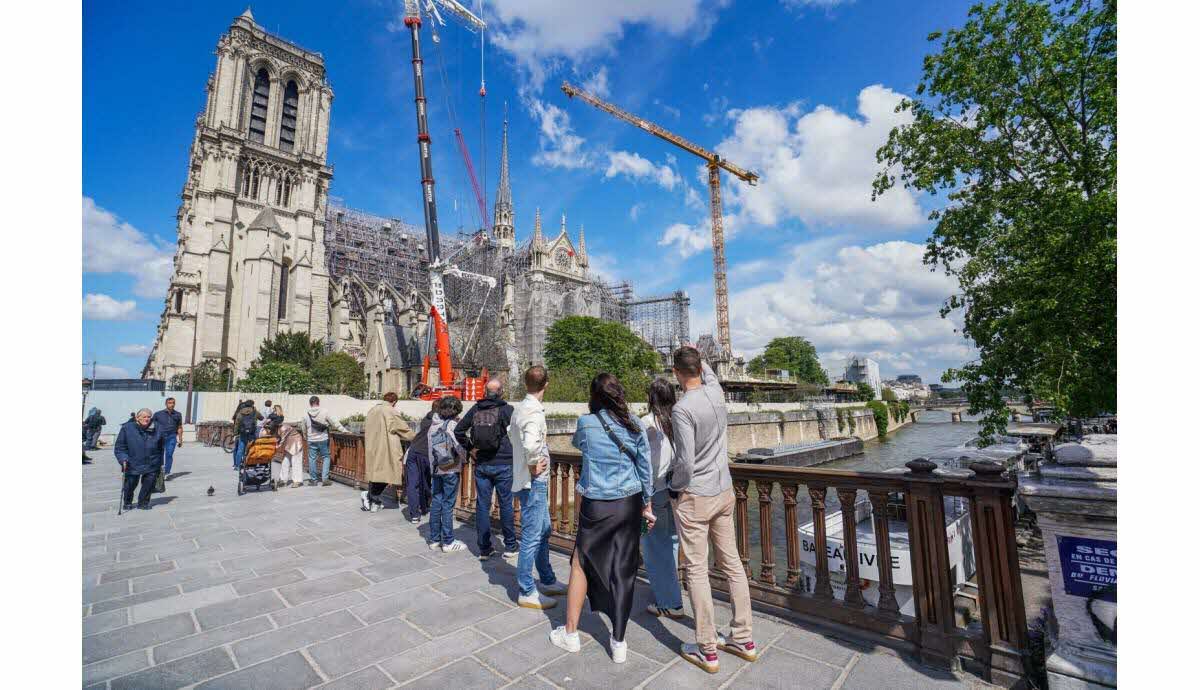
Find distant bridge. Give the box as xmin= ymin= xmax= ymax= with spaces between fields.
xmin=912 ymin=399 xmax=1032 ymax=421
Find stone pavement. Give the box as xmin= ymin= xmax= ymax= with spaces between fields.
xmin=83 ymin=444 xmax=992 ymax=689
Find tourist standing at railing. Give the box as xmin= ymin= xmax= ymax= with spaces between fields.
xmin=510 ymin=366 xmax=569 ymax=610
xmin=669 ymin=346 xmax=757 ymax=674
xmin=549 ymin=373 xmax=654 ymax=665
xmin=403 ymin=403 xmax=436 ymax=524
xmin=272 ymin=421 xmax=305 ymax=488
xmin=455 ymin=379 xmax=518 ymax=561
xmin=362 ymin=392 xmax=416 ymax=512
xmin=428 ymin=395 xmax=469 ymax=552
xmin=640 ymin=378 xmax=685 ymax=620
xmin=303 ymin=396 xmax=346 ymax=486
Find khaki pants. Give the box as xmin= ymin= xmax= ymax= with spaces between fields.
xmin=672 ymin=487 xmax=753 ymax=654
xmin=275 ymin=453 xmax=305 ymax=484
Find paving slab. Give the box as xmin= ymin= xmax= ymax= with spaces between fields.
xmin=194 ymin=590 xmax=287 ymax=630
xmin=82 ymin=607 xmax=130 ymax=637
xmin=83 ymin=580 xmax=132 ymax=605
xmin=232 ymin=609 xmax=363 ymax=666
xmin=378 ymin=627 xmax=495 ymax=685
xmin=153 ymin=616 xmax=276 ymax=664
xmin=537 ymin=637 xmax=660 ymax=689
xmin=316 ymin=665 xmax=395 ymax=690
xmin=269 ymin=590 xmax=369 ymax=628
xmin=129 ymin=583 xmax=241 ymax=624
xmin=308 ymin=616 xmax=429 ymax=678
xmin=732 ymin=646 xmax=843 ymax=689
xmin=839 ymin=648 xmax=968 ymax=690
xmin=83 ymin=612 xmax=196 ymax=664
xmin=98 ymin=561 xmax=175 ymax=584
xmin=110 ymin=647 xmax=236 ymax=690
xmin=82 ymin=649 xmax=151 ymax=686
xmin=194 ymin=651 xmax=323 ymax=690
xmin=277 ymin=570 xmax=372 ymax=606
xmin=403 ymin=591 xmax=512 ymax=637
xmin=231 ymin=568 xmax=307 ymax=595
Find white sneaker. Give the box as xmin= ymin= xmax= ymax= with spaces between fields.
xmin=539 ymin=581 xmax=569 ymax=596
xmin=428 ymin=541 xmax=443 ymax=551
xmin=549 ymin=626 xmax=581 ymax=653
xmin=611 ymin=639 xmax=627 ymax=664
xmin=360 ymin=491 xmax=370 ymax=512
xmin=370 ymin=501 xmax=381 ymax=513
xmin=501 ymin=550 xmax=520 ymax=565
xmin=441 ymin=540 xmax=468 ymax=553
xmin=517 ymin=591 xmax=558 ymax=610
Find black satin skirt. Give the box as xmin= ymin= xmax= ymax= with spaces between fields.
xmin=574 ymin=494 xmax=643 ymax=642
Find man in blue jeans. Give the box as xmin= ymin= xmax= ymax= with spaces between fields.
xmin=509 ymin=366 xmax=567 ymax=608
xmin=152 ymin=398 xmax=184 ymax=479
xmin=455 ymin=379 xmax=518 ymax=560
xmin=303 ymin=396 xmax=346 ymax=486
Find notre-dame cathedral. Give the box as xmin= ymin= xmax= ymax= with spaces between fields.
xmin=144 ymin=10 xmax=645 ymax=391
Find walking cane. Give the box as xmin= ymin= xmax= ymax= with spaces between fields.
xmin=118 ymin=462 xmax=127 ymax=516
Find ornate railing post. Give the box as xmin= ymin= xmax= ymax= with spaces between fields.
xmin=732 ymin=479 xmax=751 ymax=578
xmin=837 ymin=488 xmax=865 ymax=608
xmin=807 ymin=484 xmax=834 ymax=600
xmin=756 ymin=479 xmax=776 ymax=586
xmin=549 ymin=462 xmax=561 ymax=533
xmin=967 ymin=460 xmax=1029 ymax=685
xmin=867 ymin=490 xmax=902 ymax=618
xmin=904 ymin=458 xmax=956 ymax=668
xmin=781 ymin=482 xmax=801 ymax=588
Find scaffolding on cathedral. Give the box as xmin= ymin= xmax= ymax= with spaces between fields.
xmin=624 ymin=291 xmax=691 ymax=358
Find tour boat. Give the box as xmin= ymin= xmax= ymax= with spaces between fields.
xmin=796 ymin=446 xmax=1027 ymax=616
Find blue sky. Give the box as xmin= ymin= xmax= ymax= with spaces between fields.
xmin=84 ymin=0 xmax=980 ymax=383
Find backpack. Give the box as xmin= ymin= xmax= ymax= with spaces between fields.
xmin=470 ymin=406 xmax=504 ymax=453
xmin=238 ymin=411 xmax=257 ymax=436
xmin=429 ymin=418 xmax=462 ymax=471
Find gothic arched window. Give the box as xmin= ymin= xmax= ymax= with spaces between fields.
xmin=174 ymin=289 xmax=183 ymax=314
xmin=282 ymin=179 xmax=292 ymax=207
xmin=250 ymin=166 xmax=260 ymax=199
xmin=279 ymin=81 xmax=299 ymax=152
xmin=248 ymin=68 xmax=270 ymax=143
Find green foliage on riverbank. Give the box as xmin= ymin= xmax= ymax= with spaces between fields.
xmin=867 ymin=401 xmax=890 ymax=438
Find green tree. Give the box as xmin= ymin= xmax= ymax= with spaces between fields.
xmin=867 ymin=401 xmax=891 ymax=438
xmin=313 ymin=352 xmax=367 ymax=396
xmin=874 ymin=0 xmax=1116 ymax=440
xmin=167 ymin=360 xmax=226 ymax=392
xmin=237 ymin=361 xmax=315 ymax=394
xmin=856 ymin=382 xmax=876 ymax=402
xmin=882 ymin=386 xmax=898 ymax=402
xmin=746 ymin=337 xmax=830 ymax=385
xmin=255 ymin=331 xmax=326 ymax=370
xmin=543 ymin=316 xmax=659 ymax=403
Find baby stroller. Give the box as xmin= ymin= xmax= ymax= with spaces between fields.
xmin=239 ymin=437 xmax=278 ymax=495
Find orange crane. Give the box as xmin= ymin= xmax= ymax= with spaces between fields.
xmin=561 ymin=81 xmax=759 ymax=360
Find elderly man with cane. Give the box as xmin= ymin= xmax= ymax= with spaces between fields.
xmin=114 ymin=408 xmax=165 ymax=512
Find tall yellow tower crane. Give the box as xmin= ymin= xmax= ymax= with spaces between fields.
xmin=561 ymin=81 xmax=759 ymax=360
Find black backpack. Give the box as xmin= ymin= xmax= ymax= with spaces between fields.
xmin=238 ymin=412 xmax=257 ymax=436
xmin=470 ymin=407 xmax=504 ymax=453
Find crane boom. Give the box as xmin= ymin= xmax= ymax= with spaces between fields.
xmin=454 ymin=128 xmax=488 ymax=230
xmin=559 ymin=80 xmax=760 ymax=358
xmin=561 ymin=81 xmax=759 ymax=184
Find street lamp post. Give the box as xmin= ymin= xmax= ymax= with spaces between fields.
xmin=184 ymin=274 xmax=202 ymax=424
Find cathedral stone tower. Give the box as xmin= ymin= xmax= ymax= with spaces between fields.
xmin=144 ymin=9 xmax=334 ymax=382
xmin=492 ymin=117 xmax=515 ymax=251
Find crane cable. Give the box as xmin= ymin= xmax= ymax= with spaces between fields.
xmin=479 ymin=0 xmax=487 ymax=232
xmin=427 ymin=13 xmax=484 ymax=232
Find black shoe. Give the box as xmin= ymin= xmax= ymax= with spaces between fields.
xmin=122 ymin=503 xmax=133 ymax=511
xmin=322 ymin=479 xmax=332 ymax=486
xmin=137 ymin=504 xmax=151 ymax=510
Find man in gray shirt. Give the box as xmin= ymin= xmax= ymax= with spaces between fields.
xmin=669 ymin=346 xmax=756 ymax=674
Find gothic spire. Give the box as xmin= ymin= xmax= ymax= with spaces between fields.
xmin=495 ymin=115 xmax=512 ymax=210
xmin=578 ymin=224 xmax=587 ymax=260
xmin=559 ymin=212 xmax=567 ymax=237
xmin=491 ymin=112 xmax=515 ymax=250
xmin=533 ymin=207 xmax=543 ymax=248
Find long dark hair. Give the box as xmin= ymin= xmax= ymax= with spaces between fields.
xmin=588 ymin=373 xmax=640 ymax=435
xmin=647 ymin=378 xmax=676 ymax=448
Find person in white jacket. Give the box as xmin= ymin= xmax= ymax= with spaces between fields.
xmin=509 ymin=366 xmax=569 ymax=610
xmin=640 ymin=378 xmax=685 ymax=619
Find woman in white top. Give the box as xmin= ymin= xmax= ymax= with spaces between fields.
xmin=640 ymin=378 xmax=685 ymax=618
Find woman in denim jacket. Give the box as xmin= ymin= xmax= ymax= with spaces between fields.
xmin=549 ymin=373 xmax=654 ymax=664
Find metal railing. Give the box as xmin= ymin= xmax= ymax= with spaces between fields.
xmin=284 ymin=433 xmax=1030 ymax=686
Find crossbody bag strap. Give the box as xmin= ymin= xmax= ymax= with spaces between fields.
xmin=597 ymin=411 xmax=637 ymax=462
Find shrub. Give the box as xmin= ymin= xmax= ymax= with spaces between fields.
xmin=867 ymin=401 xmax=890 ymax=437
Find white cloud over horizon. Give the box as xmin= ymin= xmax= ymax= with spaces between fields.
xmin=93 ymin=364 xmax=132 ymax=379
xmin=604 ymin=151 xmax=680 ymax=190
xmin=83 ymin=293 xmax=138 ymax=321
xmin=83 ymin=196 xmax=174 ymax=299
xmin=117 ymin=344 xmax=151 ymax=357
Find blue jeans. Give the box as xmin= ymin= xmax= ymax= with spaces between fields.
xmin=162 ymin=436 xmax=178 ymax=474
xmin=233 ymin=436 xmax=248 ymax=468
xmin=430 ymin=472 xmax=460 ymax=546
xmin=640 ymin=490 xmax=683 ymax=610
xmin=474 ymin=463 xmax=517 ymax=554
xmin=515 ymin=476 xmax=558 ymax=596
xmin=307 ymin=439 xmax=331 ymax=482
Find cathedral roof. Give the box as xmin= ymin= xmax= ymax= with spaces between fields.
xmin=247 ymin=206 xmax=281 ymax=232
xmin=240 ymin=7 xmax=255 ymax=22
xmin=382 ymin=324 xmax=423 ymax=370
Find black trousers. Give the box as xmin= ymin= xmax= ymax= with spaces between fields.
xmin=368 ymin=482 xmax=389 ymax=504
xmin=123 ymin=471 xmax=157 ymax=507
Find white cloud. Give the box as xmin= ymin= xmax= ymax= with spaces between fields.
xmin=782 ymin=0 xmax=855 ymax=9
xmin=526 ymin=96 xmax=592 ymax=169
xmin=118 ymin=344 xmax=151 ymax=357
xmin=604 ymin=151 xmax=680 ymax=190
xmin=93 ymin=364 xmax=131 ymax=379
xmin=654 ymin=98 xmax=681 ymax=120
xmin=713 ymin=85 xmax=924 ymax=229
xmin=489 ymin=0 xmax=723 ymax=89
xmin=629 ymin=203 xmax=645 ymax=221
xmin=581 ymin=66 xmax=610 ymax=98
xmin=83 ymin=196 xmax=174 ymax=299
xmin=690 ymin=239 xmax=972 ymax=382
xmin=83 ymin=293 xmax=138 ymax=321
xmin=658 ymin=223 xmax=710 ymax=258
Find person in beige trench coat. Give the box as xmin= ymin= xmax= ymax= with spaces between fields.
xmin=362 ymin=392 xmax=416 ymax=512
